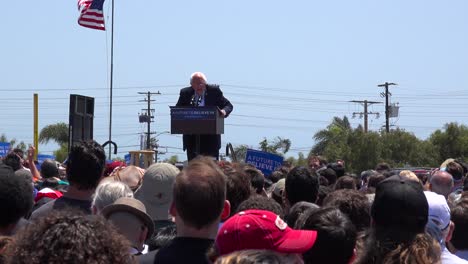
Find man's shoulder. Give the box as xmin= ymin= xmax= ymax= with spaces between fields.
xmin=180 ymin=86 xmax=193 ymax=94
xmin=138 ymin=250 xmax=159 ymax=264
xmin=206 ymin=84 xmax=221 ymax=93
xmin=30 ymin=198 xmax=56 ymax=220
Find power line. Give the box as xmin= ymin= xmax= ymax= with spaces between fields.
xmin=349 ymin=100 xmax=382 ymax=133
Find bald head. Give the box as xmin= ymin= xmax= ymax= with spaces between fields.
xmin=430 ymin=171 xmax=454 ymax=198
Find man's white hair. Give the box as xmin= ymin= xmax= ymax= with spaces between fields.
xmin=92 ymin=181 xmax=134 ymax=213
xmin=190 ymin=72 xmax=207 ymax=84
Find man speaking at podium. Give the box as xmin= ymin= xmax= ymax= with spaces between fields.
xmin=176 ymin=72 xmax=233 ymax=161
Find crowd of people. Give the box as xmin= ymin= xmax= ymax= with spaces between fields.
xmin=0 ymin=140 xmax=468 ymax=264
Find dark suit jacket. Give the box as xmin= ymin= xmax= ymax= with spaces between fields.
xmin=176 ymin=84 xmax=233 ymax=153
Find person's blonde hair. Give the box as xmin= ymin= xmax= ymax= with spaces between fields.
xmin=214 ymin=249 xmax=303 ymax=264
xmin=356 ymin=232 xmax=441 ymax=264
xmin=383 ymin=233 xmax=441 ymax=264
xmin=399 ymin=170 xmax=420 ymax=183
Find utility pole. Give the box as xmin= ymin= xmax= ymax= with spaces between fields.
xmin=377 ymin=82 xmax=397 ymax=133
xmin=350 ymin=100 xmax=382 ymax=133
xmin=138 ymin=91 xmax=160 ymax=151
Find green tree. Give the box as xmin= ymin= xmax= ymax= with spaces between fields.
xmin=429 ymin=123 xmax=468 ymax=162
xmin=259 ymin=137 xmax=291 ymax=155
xmin=286 ymin=152 xmax=308 ymax=167
xmin=346 ymin=129 xmax=382 ymax=173
xmin=0 ymin=133 xmax=27 ymax=152
xmin=310 ymin=117 xmax=441 ymax=173
xmin=311 ymin=116 xmax=352 ymax=162
xmin=231 ymin=144 xmax=249 ymax=162
xmin=39 ymin=122 xmax=69 ymax=162
xmin=164 ymin=155 xmax=179 ymax=164
xmin=39 ymin=122 xmax=68 ymax=145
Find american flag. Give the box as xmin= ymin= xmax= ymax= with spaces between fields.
xmin=77 ymin=0 xmax=106 ymax=30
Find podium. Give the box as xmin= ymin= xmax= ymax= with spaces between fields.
xmin=170 ymin=106 xmax=224 ymax=158
xmin=128 ymin=150 xmax=155 ymax=169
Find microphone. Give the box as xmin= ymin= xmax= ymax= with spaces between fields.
xmin=190 ymin=94 xmax=197 ymax=106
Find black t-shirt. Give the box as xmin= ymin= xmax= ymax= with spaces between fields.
xmin=30 ymin=196 xmax=92 ymax=220
xmin=152 ymin=237 xmax=214 ymax=264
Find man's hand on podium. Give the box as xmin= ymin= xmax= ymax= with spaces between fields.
xmin=219 ymin=109 xmax=227 ymax=117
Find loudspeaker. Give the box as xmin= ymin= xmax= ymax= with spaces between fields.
xmin=68 ymin=94 xmax=94 ymax=151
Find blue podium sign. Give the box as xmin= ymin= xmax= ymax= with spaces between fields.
xmin=171 ymin=109 xmax=217 ymax=120
xmin=0 ymin=142 xmax=10 ymax=158
xmin=245 ymin=149 xmax=284 ymax=177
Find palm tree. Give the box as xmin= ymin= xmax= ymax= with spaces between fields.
xmin=259 ymin=137 xmax=291 ymax=155
xmin=311 ymin=116 xmax=352 ymax=156
xmin=39 ymin=122 xmax=68 ymax=145
xmin=39 ymin=122 xmax=69 ymax=162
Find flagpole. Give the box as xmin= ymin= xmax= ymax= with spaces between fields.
xmin=108 ymin=0 xmax=114 ymax=160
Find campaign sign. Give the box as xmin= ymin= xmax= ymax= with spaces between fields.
xmin=124 ymin=154 xmax=131 ymax=165
xmin=245 ymin=149 xmax=284 ymax=177
xmin=0 ymin=142 xmax=11 ymax=158
xmin=36 ymin=154 xmax=56 ymax=171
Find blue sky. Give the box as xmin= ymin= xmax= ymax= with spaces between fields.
xmin=1 ymin=1 xmax=468 ymax=161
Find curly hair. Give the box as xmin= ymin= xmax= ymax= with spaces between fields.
xmin=6 ymin=210 xmax=133 ymax=264
xmin=0 ymin=169 xmax=33 ymax=227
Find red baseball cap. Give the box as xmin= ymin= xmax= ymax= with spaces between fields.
xmin=216 ymin=209 xmax=317 ymax=255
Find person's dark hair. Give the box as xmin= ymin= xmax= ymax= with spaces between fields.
xmin=147 ymin=225 xmax=177 ymax=251
xmin=328 ymin=163 xmax=345 ymax=177
xmin=319 ymin=176 xmax=329 ymax=186
xmin=5 ymin=210 xmax=132 ymax=264
xmin=270 ymin=170 xmax=285 ymax=183
xmin=12 ymin=149 xmax=24 ymax=158
xmin=285 ymin=166 xmax=319 ymax=206
xmin=223 ymin=165 xmax=251 ymax=216
xmin=348 ymin=173 xmax=362 ymax=190
xmin=0 ymin=166 xmax=33 ymax=228
xmin=447 ymin=161 xmax=464 ymax=181
xmin=450 ymin=201 xmax=468 ymax=250
xmin=237 ymin=195 xmax=284 ymax=219
xmin=383 ymin=170 xmax=396 ymax=178
xmin=286 ymin=201 xmax=319 ymax=228
xmin=296 ymin=207 xmax=357 ymax=264
xmin=40 ymin=177 xmax=60 ymax=190
xmin=244 ymin=167 xmax=265 ymax=195
xmin=357 ymin=178 xmax=439 ymax=264
xmin=14 ymin=169 xmax=33 ymax=184
xmin=367 ymin=173 xmax=386 ymax=189
xmin=360 ymin=170 xmax=376 ymax=185
xmin=319 ymin=168 xmax=337 ymax=186
xmin=334 ymin=176 xmax=357 ymax=190
xmin=3 ymin=153 xmax=21 ymax=171
xmin=316 ymin=185 xmax=333 ymax=207
xmin=415 ymin=172 xmax=429 ymax=185
xmin=174 ymin=156 xmax=226 ymax=229
xmin=40 ymin=159 xmax=59 ymax=178
xmin=322 ymin=189 xmax=371 ymax=232
xmin=463 ymin=177 xmax=468 ymax=192
xmin=375 ymin=162 xmax=391 ymax=173
xmin=66 ymin=140 xmax=106 ymax=190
